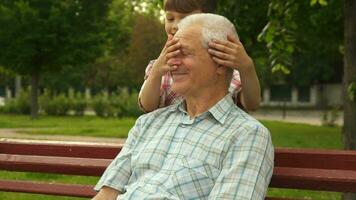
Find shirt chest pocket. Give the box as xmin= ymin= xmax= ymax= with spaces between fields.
xmin=168 ymin=158 xmax=220 ymax=200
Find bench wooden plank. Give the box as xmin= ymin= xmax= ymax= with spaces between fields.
xmin=0 ymin=154 xmax=111 ymax=176
xmin=275 ymin=148 xmax=356 ymax=170
xmin=0 ymin=140 xmax=122 ymax=159
xmin=0 ymin=179 xmax=96 ymax=197
xmin=0 ymin=179 xmax=301 ymax=200
xmin=270 ymin=167 xmax=356 ymax=192
xmin=1 ymin=140 xmax=356 ymax=199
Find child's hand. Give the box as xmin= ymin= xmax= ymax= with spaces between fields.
xmin=208 ymin=34 xmax=253 ymax=72
xmin=151 ymin=35 xmax=181 ymax=77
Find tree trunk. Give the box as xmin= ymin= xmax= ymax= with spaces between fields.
xmin=30 ymin=72 xmax=39 ymax=119
xmin=342 ymin=0 xmax=356 ymax=199
xmin=15 ymin=75 xmax=21 ymax=98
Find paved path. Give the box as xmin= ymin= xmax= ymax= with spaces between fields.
xmin=251 ymin=109 xmax=343 ymax=126
xmin=0 ymin=110 xmax=343 ymax=144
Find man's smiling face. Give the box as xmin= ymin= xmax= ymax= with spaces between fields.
xmin=170 ymin=25 xmax=218 ymax=96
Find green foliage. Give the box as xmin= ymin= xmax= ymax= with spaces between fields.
xmin=69 ymin=92 xmax=87 ymax=116
xmin=111 ymin=88 xmax=143 ymax=118
xmin=0 ymin=0 xmax=111 ymax=74
xmin=0 ymin=0 xmax=112 ymax=116
xmin=257 ymin=0 xmax=342 ymax=86
xmin=108 ymin=13 xmax=166 ymax=89
xmin=257 ymin=0 xmax=298 ymax=75
xmin=1 ymin=89 xmax=30 ymax=114
xmin=348 ymin=79 xmax=356 ymax=102
xmin=311 ymin=0 xmax=328 ymax=6
xmin=92 ymin=89 xmax=143 ymax=118
xmin=217 ymin=0 xmax=271 ymax=85
xmin=91 ymin=92 xmax=116 ymax=118
xmin=39 ymin=91 xmax=70 ymax=116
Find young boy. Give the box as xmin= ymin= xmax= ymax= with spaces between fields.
xmin=139 ymin=0 xmax=261 ymax=112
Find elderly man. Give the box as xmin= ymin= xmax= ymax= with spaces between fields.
xmin=93 ymin=13 xmax=274 ymax=200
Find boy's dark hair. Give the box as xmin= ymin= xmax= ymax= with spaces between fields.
xmin=164 ymin=0 xmax=216 ymax=13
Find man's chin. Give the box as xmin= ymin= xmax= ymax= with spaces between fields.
xmin=171 ymin=84 xmax=188 ymax=96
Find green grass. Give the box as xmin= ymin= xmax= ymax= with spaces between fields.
xmin=0 ymin=114 xmax=135 ymax=138
xmin=264 ymin=120 xmax=343 ymax=149
xmin=0 ymin=114 xmax=344 ymax=199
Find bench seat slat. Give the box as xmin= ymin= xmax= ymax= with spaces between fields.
xmin=271 ymin=167 xmax=356 ymax=192
xmin=0 ymin=179 xmax=96 ymax=197
xmin=0 ymin=154 xmax=111 ymax=176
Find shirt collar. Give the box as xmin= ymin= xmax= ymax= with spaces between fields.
xmin=175 ymin=94 xmax=234 ymax=125
xmin=207 ymin=94 xmax=234 ymax=124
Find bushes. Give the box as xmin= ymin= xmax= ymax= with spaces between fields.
xmin=92 ymin=92 xmax=115 ymax=117
xmin=0 ymin=89 xmax=31 ymax=114
xmin=69 ymin=92 xmax=87 ymax=116
xmin=1 ymin=88 xmax=142 ymax=118
xmin=39 ymin=90 xmax=70 ymax=116
xmin=92 ymin=89 xmax=143 ymax=118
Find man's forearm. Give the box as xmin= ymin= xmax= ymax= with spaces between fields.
xmin=92 ymin=186 xmax=121 ymax=200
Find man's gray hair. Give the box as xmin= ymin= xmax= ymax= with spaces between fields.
xmin=177 ymin=13 xmax=238 ymax=84
xmin=177 ymin=13 xmax=239 ymax=49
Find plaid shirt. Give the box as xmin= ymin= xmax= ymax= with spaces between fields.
xmin=95 ymin=94 xmax=274 ymax=200
xmin=140 ymin=60 xmax=242 ymax=109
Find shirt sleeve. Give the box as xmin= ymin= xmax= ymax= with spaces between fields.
xmin=208 ymin=124 xmax=274 ymax=200
xmin=94 ymin=120 xmax=140 ymax=193
xmin=230 ymin=70 xmax=243 ymax=107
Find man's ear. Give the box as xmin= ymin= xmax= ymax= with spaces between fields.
xmin=216 ymin=65 xmax=227 ymax=75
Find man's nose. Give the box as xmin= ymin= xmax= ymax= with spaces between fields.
xmin=167 ymin=58 xmax=181 ymax=67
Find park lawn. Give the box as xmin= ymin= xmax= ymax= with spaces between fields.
xmin=0 ymin=114 xmax=343 ymax=199
xmin=0 ymin=114 xmax=135 ymax=138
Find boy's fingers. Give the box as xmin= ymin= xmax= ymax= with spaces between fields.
xmin=166 ymin=42 xmax=181 ymax=53
xmin=208 ymin=49 xmax=231 ymax=60
xmin=166 ymin=49 xmax=180 ymax=59
xmin=212 ymin=57 xmax=234 ymax=68
xmin=208 ymin=42 xmax=235 ymax=55
xmin=166 ymin=37 xmax=179 ymax=47
xmin=227 ymin=34 xmax=239 ymax=44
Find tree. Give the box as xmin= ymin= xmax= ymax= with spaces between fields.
xmin=118 ymin=13 xmax=166 ymax=89
xmin=0 ymin=0 xmax=111 ymax=118
xmin=257 ymin=0 xmax=354 ymax=198
xmin=343 ymin=1 xmax=356 ymax=198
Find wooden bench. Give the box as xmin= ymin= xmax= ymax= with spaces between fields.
xmin=0 ymin=139 xmax=356 ymax=199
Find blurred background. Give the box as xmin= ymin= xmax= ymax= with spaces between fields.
xmin=0 ymin=1 xmax=355 ymax=199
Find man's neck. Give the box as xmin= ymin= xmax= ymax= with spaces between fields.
xmin=185 ymin=88 xmax=228 ymax=118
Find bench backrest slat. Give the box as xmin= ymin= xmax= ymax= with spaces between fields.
xmin=275 ymin=148 xmax=356 ymax=170
xmin=0 ymin=140 xmax=122 ymax=159
xmin=0 ymin=154 xmax=110 ymax=176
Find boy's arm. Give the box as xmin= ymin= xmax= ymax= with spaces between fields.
xmin=138 ymin=35 xmax=181 ymax=112
xmin=238 ymin=59 xmax=261 ymax=111
xmin=208 ymin=35 xmax=261 ymax=111
xmin=139 ymin=62 xmax=163 ymax=112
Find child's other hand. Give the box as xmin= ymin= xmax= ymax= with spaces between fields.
xmin=152 ymin=34 xmax=181 ymax=77
xmin=208 ymin=34 xmax=253 ymax=72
